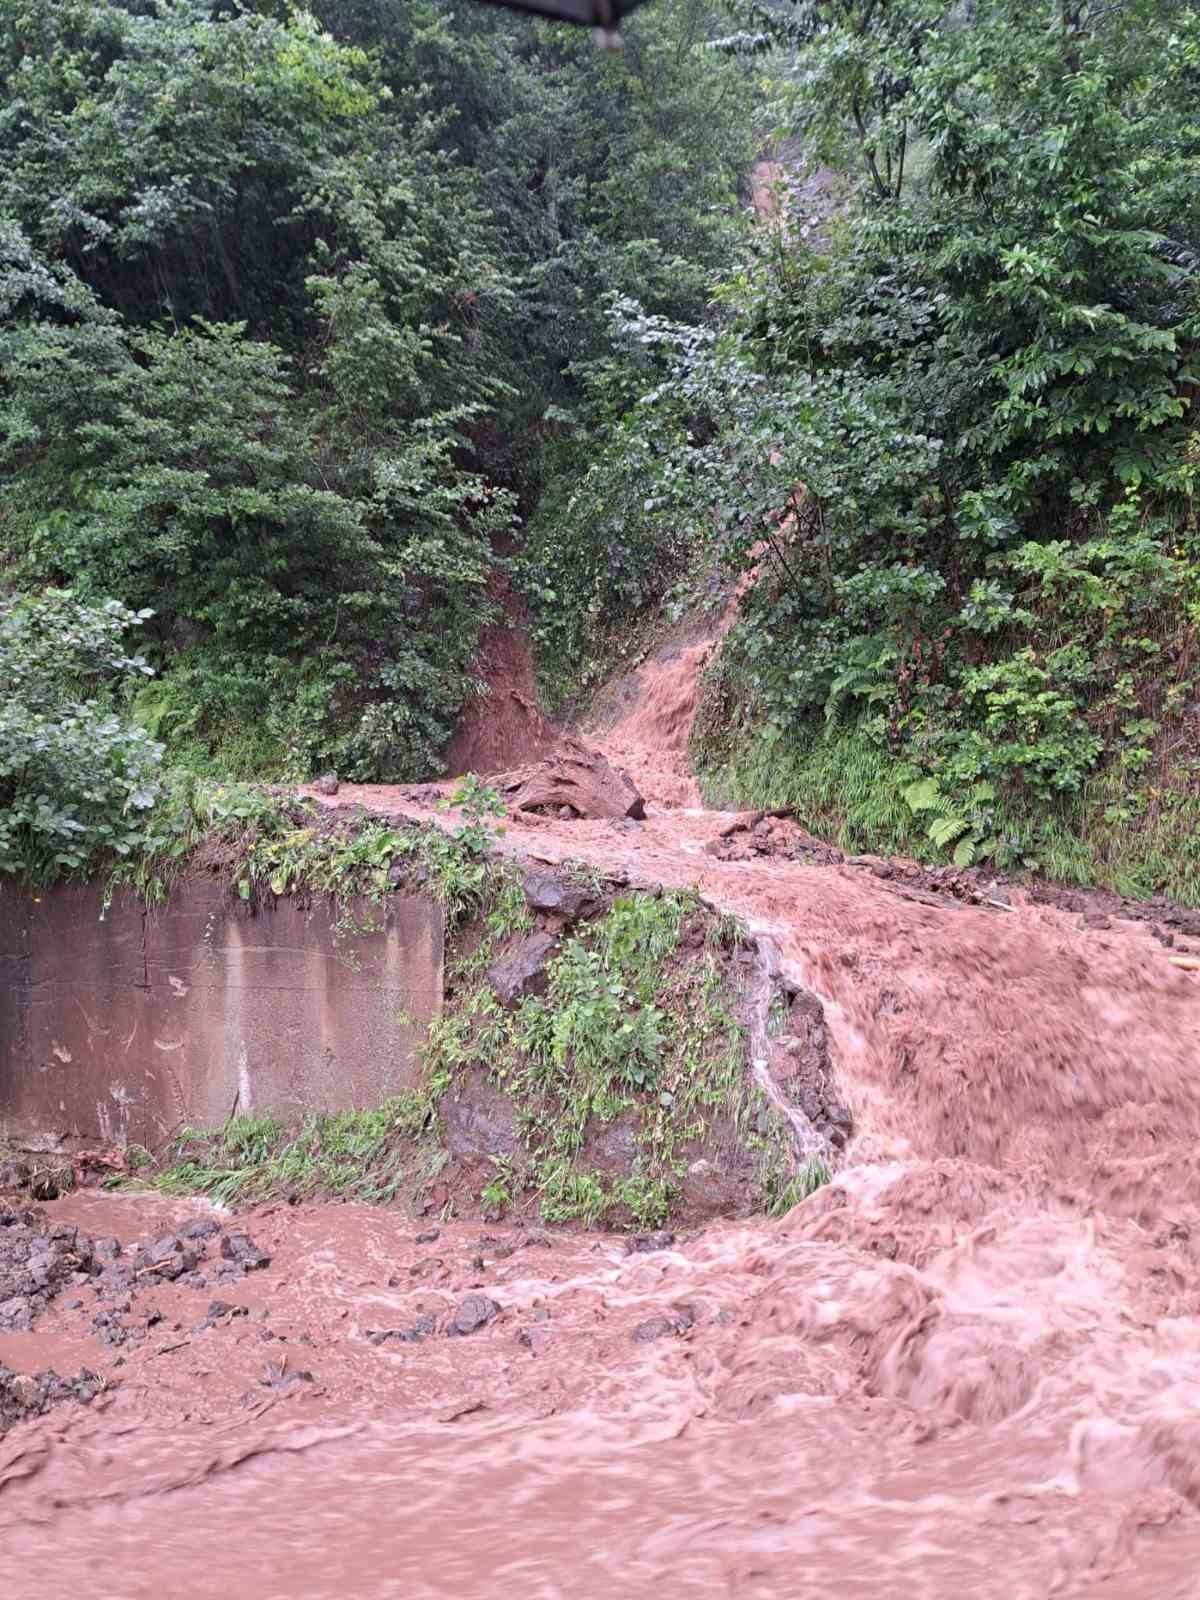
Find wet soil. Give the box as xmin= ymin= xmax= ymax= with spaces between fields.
xmin=10 ymin=631 xmax=1200 ymax=1595
xmin=442 ymin=568 xmax=558 ymax=778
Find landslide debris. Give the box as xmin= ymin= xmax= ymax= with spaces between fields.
xmin=491 ymin=737 xmax=645 ymax=821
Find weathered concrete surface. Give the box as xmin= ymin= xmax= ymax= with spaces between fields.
xmin=0 ymin=877 xmax=443 ymax=1152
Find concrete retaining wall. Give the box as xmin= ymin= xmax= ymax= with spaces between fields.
xmin=0 ymin=876 xmax=444 ymax=1152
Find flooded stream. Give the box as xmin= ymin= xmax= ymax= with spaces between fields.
xmin=6 ymin=641 xmax=1200 ymax=1596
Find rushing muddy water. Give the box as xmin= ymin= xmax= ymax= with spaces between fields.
xmin=8 ymin=652 xmax=1200 ymax=1596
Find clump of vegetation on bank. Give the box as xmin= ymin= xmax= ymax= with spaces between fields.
xmin=148 ymin=1099 xmax=447 ymax=1209
xmin=427 ymin=888 xmax=789 ymax=1229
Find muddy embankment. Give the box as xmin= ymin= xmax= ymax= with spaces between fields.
xmin=6 ymin=607 xmax=1200 ymax=1595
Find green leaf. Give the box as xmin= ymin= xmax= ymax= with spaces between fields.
xmin=928 ymin=814 xmax=970 ymax=849
xmin=904 ymin=778 xmax=943 ymax=814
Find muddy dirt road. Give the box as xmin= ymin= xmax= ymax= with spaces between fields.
xmin=6 ymin=652 xmax=1200 ymax=1596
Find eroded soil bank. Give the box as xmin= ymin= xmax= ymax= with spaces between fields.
xmin=6 ymin=643 xmax=1200 ymax=1596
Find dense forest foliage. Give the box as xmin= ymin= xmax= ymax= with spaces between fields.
xmin=0 ymin=0 xmax=753 ymax=873
xmin=532 ymin=0 xmax=1200 ymax=897
xmin=4 ymin=0 xmax=1200 ymax=899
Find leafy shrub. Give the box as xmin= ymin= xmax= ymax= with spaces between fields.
xmin=0 ymin=590 xmax=164 ymax=878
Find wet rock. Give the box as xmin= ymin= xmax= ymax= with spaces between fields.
xmin=314 ymin=773 xmax=340 ymax=796
xmin=415 ymin=1229 xmax=440 ymax=1245
xmin=0 ymin=1209 xmax=98 ymax=1324
xmin=632 ymin=1304 xmax=696 ymax=1343
xmin=588 ymin=1114 xmax=639 ymax=1171
xmin=493 ymin=738 xmax=646 ymax=822
xmin=409 ymin=1256 xmax=445 ymax=1278
xmin=180 ymin=1218 xmax=221 ymax=1243
xmin=156 ymin=1248 xmax=201 ymax=1282
xmin=676 ymin=1149 xmax=749 ymax=1221
xmin=91 ymin=1309 xmax=129 ymax=1346
xmin=139 ymin=1234 xmax=196 ymax=1281
xmin=769 ymin=984 xmax=853 ymax=1153
xmin=0 ymin=1160 xmax=30 ymax=1192
xmin=788 ymin=985 xmax=826 ymax=1042
xmin=486 ymin=932 xmax=559 ymax=1005
xmin=448 ymin=1295 xmax=500 ymax=1337
xmin=522 ymin=870 xmax=601 ymax=922
xmin=1 ymin=1363 xmax=104 ymax=1434
xmin=516 ymin=1324 xmax=554 ymax=1356
xmin=626 ymin=1231 xmax=676 ymax=1255
xmin=0 ymin=1295 xmax=33 ymax=1330
xmin=8 ymin=1373 xmax=40 ymax=1409
xmin=368 ymin=1313 xmax=438 ymax=1347
xmin=706 ymin=814 xmax=843 ymax=866
xmin=204 ymin=1300 xmax=249 ymax=1325
xmin=261 ymin=1365 xmax=315 ymax=1394
xmin=220 ymin=1231 xmax=271 ymax=1271
xmin=442 ymin=1075 xmax=521 ymax=1162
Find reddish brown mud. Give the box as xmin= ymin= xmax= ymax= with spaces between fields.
xmin=443 ymin=569 xmax=558 ymax=778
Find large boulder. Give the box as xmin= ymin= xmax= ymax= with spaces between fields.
xmin=491 ymin=738 xmax=645 ymax=821
xmin=523 ymin=870 xmax=601 ymax=922
xmin=486 ymin=932 xmax=559 ymax=1005
xmin=441 ymin=1074 xmax=522 ymax=1161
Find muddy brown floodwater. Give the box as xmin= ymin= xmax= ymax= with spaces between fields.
xmin=8 ymin=646 xmax=1200 ymax=1598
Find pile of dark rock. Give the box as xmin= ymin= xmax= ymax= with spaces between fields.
xmin=88 ymin=1221 xmax=271 ymax=1348
xmin=0 ymin=1199 xmax=271 ymax=1345
xmin=0 ymin=1364 xmax=105 ymax=1433
xmin=704 ymin=812 xmax=843 ymax=865
xmin=0 ymin=1203 xmax=96 ymax=1332
xmin=0 ymin=1194 xmax=279 ymax=1433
